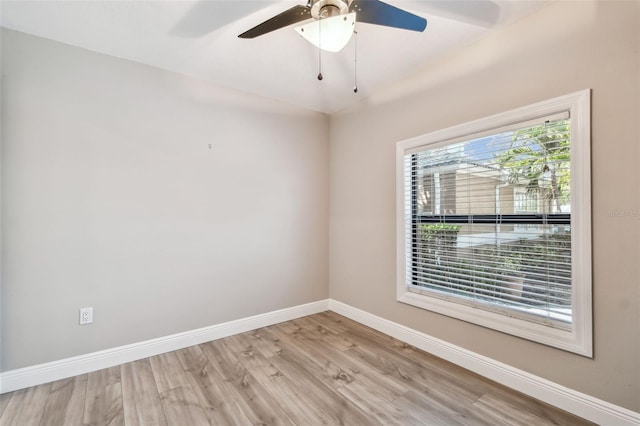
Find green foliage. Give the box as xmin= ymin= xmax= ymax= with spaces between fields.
xmin=418 ymin=223 xmax=461 ymax=236
xmin=495 ymin=120 xmax=571 ymax=212
xmin=418 ymin=224 xmax=460 ymax=260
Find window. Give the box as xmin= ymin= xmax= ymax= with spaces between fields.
xmin=396 ymin=90 xmax=592 ymax=356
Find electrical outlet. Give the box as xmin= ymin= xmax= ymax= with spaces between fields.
xmin=79 ymin=307 xmax=93 ymax=325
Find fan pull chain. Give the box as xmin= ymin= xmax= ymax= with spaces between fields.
xmin=317 ymin=17 xmax=323 ymax=80
xmin=353 ymin=29 xmax=358 ymax=93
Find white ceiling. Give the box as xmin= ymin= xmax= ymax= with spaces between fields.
xmin=0 ymin=0 xmax=550 ymax=114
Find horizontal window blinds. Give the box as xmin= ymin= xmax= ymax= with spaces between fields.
xmin=404 ymin=116 xmax=572 ymax=328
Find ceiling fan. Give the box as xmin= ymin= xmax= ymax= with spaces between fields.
xmin=239 ymin=0 xmax=426 ymax=90
xmin=238 ymin=0 xmax=427 ymax=46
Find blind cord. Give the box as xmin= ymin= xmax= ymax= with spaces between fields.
xmin=317 ymin=17 xmax=323 ymax=81
xmin=353 ymin=30 xmax=358 ymax=93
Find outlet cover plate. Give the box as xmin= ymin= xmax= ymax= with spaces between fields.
xmin=79 ymin=307 xmax=93 ymax=325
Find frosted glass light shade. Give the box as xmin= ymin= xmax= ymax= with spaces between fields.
xmin=295 ymin=12 xmax=356 ymax=52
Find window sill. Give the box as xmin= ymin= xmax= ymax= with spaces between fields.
xmin=397 ymin=288 xmax=592 ymax=357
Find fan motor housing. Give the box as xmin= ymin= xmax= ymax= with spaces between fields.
xmin=310 ymin=0 xmax=350 ymax=19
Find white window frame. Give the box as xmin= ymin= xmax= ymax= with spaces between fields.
xmin=396 ymin=90 xmax=592 ymax=357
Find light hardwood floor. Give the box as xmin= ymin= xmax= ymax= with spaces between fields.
xmin=0 ymin=311 xmax=593 ymax=425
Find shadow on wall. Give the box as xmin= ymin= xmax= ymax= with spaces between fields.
xmin=361 ymin=0 xmax=600 ymax=111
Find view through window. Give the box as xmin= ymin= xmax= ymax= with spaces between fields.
xmin=396 ymin=91 xmax=592 ymax=355
xmin=407 ymin=117 xmax=572 ymax=327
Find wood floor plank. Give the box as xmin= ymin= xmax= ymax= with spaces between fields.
xmin=120 ymin=359 xmax=167 ymax=426
xmin=347 ymin=340 xmax=485 ymax=403
xmin=284 ymin=319 xmax=461 ymax=409
xmin=293 ymin=315 xmax=358 ymax=351
xmin=269 ymin=321 xmax=411 ymax=406
xmin=270 ymin=318 xmax=306 ymax=335
xmin=149 ymin=351 xmax=209 ymax=426
xmin=278 ymin=314 xmax=568 ymax=426
xmin=149 ymin=351 xmax=191 ymax=393
xmin=83 ymin=366 xmax=124 ymax=426
xmin=262 ymin=322 xmax=383 ymax=424
xmin=176 ymin=345 xmax=252 ymax=426
xmin=343 ymin=331 xmax=506 ymax=425
xmin=0 ymin=392 xmax=13 ymax=418
xmin=409 ymin=386 xmax=497 ymax=426
xmin=294 ymin=327 xmax=410 ymax=401
xmin=344 ymin=324 xmax=492 ymax=402
xmin=230 ymin=328 xmax=366 ymax=424
xmin=219 ymin=333 xmax=271 ymax=371
xmin=230 ymin=328 xmax=363 ymax=425
xmin=336 ymin=382 xmax=421 ymax=425
xmin=264 ymin=325 xmax=357 ymax=391
xmin=321 ymin=310 xmax=411 ymax=352
xmin=287 ymin=323 xmax=437 ymax=424
xmin=158 ymin=386 xmax=209 ymax=426
xmin=306 ymin=311 xmax=352 ymax=334
xmin=237 ymin=329 xmax=284 ymax=359
xmin=200 ymin=339 xmax=295 ymax=425
xmin=248 ymin=362 xmax=335 ymax=425
xmin=473 ymin=389 xmax=591 ymax=426
xmin=267 ymin=350 xmax=380 ymax=425
xmin=392 ymin=389 xmax=468 ymax=426
xmin=39 ymin=374 xmax=87 ymax=426
xmin=473 ymin=391 xmax=567 ymax=425
xmin=0 ymin=383 xmax=50 ymax=426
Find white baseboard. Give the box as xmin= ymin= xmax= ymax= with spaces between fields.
xmin=0 ymin=299 xmax=329 ymax=394
xmin=328 ymin=299 xmax=640 ymax=426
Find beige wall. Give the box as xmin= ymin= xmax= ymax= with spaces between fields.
xmin=455 ymin=173 xmax=501 ymax=215
xmin=1 ymin=29 xmax=329 ymax=371
xmin=330 ymin=0 xmax=639 ymax=411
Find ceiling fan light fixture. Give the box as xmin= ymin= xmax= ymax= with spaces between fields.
xmin=295 ymin=12 xmax=356 ymax=53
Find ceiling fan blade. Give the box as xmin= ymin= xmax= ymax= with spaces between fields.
xmin=350 ymin=0 xmax=427 ymax=32
xmin=238 ymin=4 xmax=312 ymax=39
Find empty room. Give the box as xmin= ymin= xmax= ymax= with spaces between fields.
xmin=1 ymin=0 xmax=638 ymax=424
